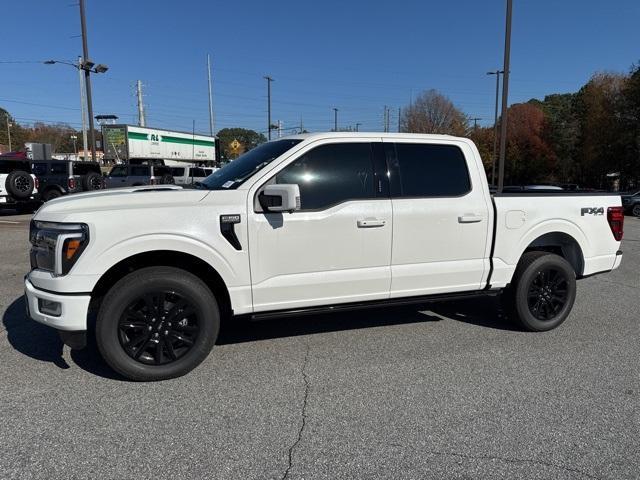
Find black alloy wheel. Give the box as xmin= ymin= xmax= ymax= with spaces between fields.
xmin=96 ymin=266 xmax=220 ymax=381
xmin=15 ymin=176 xmax=29 ymax=193
xmin=526 ymin=267 xmax=569 ymax=321
xmin=503 ymin=251 xmax=576 ymax=332
xmin=118 ymin=291 xmax=200 ymax=365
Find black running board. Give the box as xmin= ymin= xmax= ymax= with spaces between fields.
xmin=249 ymin=289 xmax=500 ymax=321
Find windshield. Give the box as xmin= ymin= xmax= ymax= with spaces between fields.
xmin=200 ymin=139 xmax=302 ymax=190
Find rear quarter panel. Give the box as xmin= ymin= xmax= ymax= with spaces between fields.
xmin=491 ymin=194 xmax=622 ymax=287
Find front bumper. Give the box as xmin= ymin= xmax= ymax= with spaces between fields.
xmin=24 ymin=278 xmax=90 ymax=331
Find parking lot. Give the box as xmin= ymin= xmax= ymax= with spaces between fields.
xmin=0 ymin=211 xmax=638 ymax=479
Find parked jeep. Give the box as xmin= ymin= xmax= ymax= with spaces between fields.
xmin=32 ymin=160 xmax=103 ymax=202
xmin=105 ymin=163 xmax=174 ymax=188
xmin=0 ymin=157 xmax=39 ymax=210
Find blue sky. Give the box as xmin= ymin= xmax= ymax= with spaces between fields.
xmin=1 ymin=0 xmax=639 ymax=136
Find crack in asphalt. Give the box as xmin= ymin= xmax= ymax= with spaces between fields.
xmin=280 ymin=341 xmax=311 ymax=480
xmin=390 ymin=444 xmax=602 ymax=479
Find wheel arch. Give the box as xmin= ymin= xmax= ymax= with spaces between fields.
xmin=521 ymin=231 xmax=585 ymax=277
xmin=90 ymin=250 xmax=232 ymax=319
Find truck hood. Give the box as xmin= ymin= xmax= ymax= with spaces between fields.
xmin=34 ymin=185 xmax=211 ymax=219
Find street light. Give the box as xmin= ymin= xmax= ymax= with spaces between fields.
xmin=487 ymin=70 xmax=504 ymax=186
xmin=44 ymin=58 xmax=108 ymax=162
xmin=44 ymin=59 xmax=108 ymax=74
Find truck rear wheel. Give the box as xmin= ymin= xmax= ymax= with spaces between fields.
xmin=96 ymin=266 xmax=219 ymax=381
xmin=503 ymin=252 xmax=576 ymax=332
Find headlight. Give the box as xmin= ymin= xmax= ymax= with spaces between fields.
xmin=30 ymin=221 xmax=89 ymax=276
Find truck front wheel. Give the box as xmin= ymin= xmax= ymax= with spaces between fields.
xmin=503 ymin=252 xmax=576 ymax=332
xmin=96 ymin=266 xmax=219 ymax=381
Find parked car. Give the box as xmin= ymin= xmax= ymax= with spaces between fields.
xmin=0 ymin=157 xmax=39 ymax=210
xmin=25 ymin=133 xmax=624 ymax=381
xmin=105 ymin=163 xmax=174 ymax=188
xmin=32 ymin=160 xmax=104 ymax=202
xmin=170 ymin=165 xmax=217 ymax=186
xmin=621 ymin=190 xmax=640 ymax=216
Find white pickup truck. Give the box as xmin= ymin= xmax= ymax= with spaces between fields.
xmin=24 ymin=133 xmax=624 ymax=381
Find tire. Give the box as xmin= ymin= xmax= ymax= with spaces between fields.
xmin=633 ymin=204 xmax=640 ymax=217
xmin=160 ymin=174 xmax=175 ymax=185
xmin=96 ymin=266 xmax=219 ymax=381
xmin=83 ymin=172 xmax=103 ymax=191
xmin=43 ymin=189 xmax=63 ymax=202
xmin=503 ymin=252 xmax=576 ymax=332
xmin=5 ymin=171 xmax=34 ymax=199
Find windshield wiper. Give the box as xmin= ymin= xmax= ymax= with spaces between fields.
xmin=231 ymin=161 xmax=270 ymax=185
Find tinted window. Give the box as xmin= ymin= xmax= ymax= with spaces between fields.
xmin=32 ymin=162 xmax=48 ymax=176
xmin=130 ymin=166 xmax=149 ymax=176
xmin=170 ymin=167 xmax=185 ymax=177
xmin=275 ymin=143 xmax=375 ymax=210
xmin=72 ymin=163 xmax=100 ymax=175
xmin=109 ymin=165 xmax=127 ymax=177
xmin=191 ymin=168 xmax=206 ymax=177
xmin=392 ymin=143 xmax=470 ymax=197
xmin=50 ymin=163 xmax=68 ymax=175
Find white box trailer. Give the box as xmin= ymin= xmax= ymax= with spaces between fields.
xmin=102 ymin=125 xmax=218 ymax=165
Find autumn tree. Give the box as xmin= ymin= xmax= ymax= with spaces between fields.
xmin=401 ymin=89 xmax=468 ymax=135
xmin=574 ymin=72 xmax=627 ymax=188
xmin=503 ymin=103 xmax=556 ymax=185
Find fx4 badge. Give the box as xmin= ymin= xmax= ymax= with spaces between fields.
xmin=581 ymin=207 xmax=604 ymax=216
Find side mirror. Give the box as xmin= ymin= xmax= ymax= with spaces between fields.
xmin=259 ymin=184 xmax=300 ymax=212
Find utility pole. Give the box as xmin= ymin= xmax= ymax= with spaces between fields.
xmin=333 ymin=108 xmax=338 ymax=131
xmin=78 ymin=56 xmax=88 ymax=159
xmin=383 ymin=106 xmax=388 ymax=132
xmin=487 ymin=70 xmax=503 ymax=186
xmin=136 ymin=80 xmax=146 ymax=127
xmin=355 ymin=122 xmax=361 ymax=132
xmin=497 ymin=0 xmax=513 ymax=193
xmin=398 ymin=107 xmax=401 ymax=133
xmin=5 ymin=113 xmax=11 ymax=151
xmin=264 ymin=76 xmax=273 ymax=140
xmin=299 ymin=116 xmax=304 ymax=134
xmin=471 ymin=117 xmax=481 ymax=130
xmin=71 ymin=134 xmax=78 ymax=155
xmin=79 ymin=0 xmax=96 ymax=161
xmin=207 ymin=54 xmax=215 ymax=136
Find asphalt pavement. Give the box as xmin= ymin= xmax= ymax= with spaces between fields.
xmin=1 ymin=212 xmax=638 ymax=479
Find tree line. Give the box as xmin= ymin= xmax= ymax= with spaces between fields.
xmin=401 ymin=63 xmax=640 ymax=190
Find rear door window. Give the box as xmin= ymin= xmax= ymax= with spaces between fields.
xmin=388 ymin=143 xmax=471 ymax=197
xmin=109 ymin=165 xmax=127 ymax=177
xmin=72 ymin=163 xmax=100 ymax=175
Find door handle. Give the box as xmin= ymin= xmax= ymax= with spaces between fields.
xmin=357 ymin=218 xmax=386 ymax=228
xmin=458 ymin=215 xmax=483 ymax=224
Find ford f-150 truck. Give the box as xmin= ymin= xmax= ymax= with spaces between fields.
xmin=24 ymin=133 xmax=624 ymax=381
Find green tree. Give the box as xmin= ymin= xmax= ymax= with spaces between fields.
xmin=216 ymin=127 xmax=267 ymax=161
